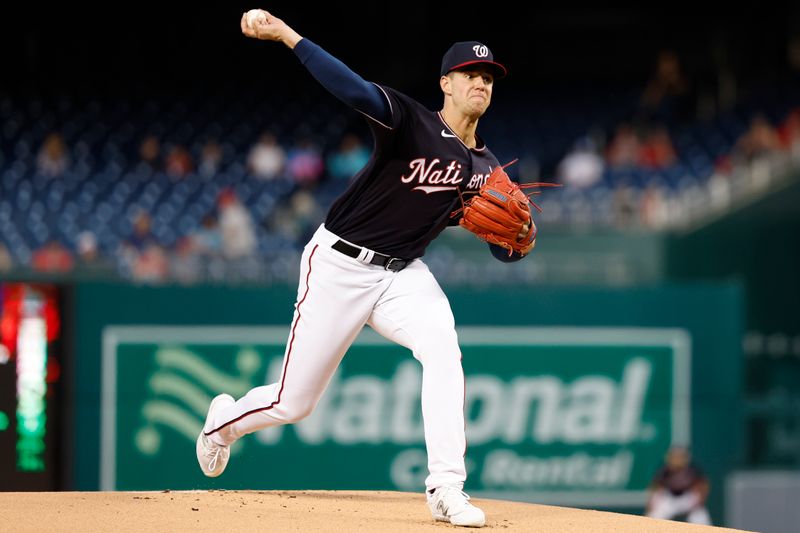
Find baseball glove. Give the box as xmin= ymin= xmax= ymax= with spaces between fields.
xmin=454 ymin=161 xmax=558 ymax=257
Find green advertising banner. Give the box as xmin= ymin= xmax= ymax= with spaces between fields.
xmin=101 ymin=326 xmax=689 ymax=507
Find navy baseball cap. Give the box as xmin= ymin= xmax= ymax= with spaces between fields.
xmin=440 ymin=41 xmax=507 ymax=79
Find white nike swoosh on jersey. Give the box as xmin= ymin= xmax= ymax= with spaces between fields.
xmin=440 ymin=129 xmax=458 ymax=138
xmin=414 ymin=185 xmax=458 ymax=194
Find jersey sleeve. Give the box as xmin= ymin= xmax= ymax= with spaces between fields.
xmin=489 ymin=243 xmax=526 ymax=262
xmin=293 ymin=38 xmax=391 ymax=126
xmin=372 ymin=85 xmax=416 ymax=131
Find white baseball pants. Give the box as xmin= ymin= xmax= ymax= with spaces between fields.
xmin=205 ymin=224 xmax=466 ymax=491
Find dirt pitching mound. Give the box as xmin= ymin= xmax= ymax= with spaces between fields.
xmin=1 ymin=490 xmax=753 ymax=532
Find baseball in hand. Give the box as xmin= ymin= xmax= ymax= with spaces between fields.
xmin=246 ymin=9 xmax=267 ymax=29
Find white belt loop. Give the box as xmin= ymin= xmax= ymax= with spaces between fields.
xmin=359 ymin=248 xmax=375 ymax=263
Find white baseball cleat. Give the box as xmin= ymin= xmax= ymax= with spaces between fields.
xmin=427 ymin=485 xmax=486 ymax=527
xmin=196 ymin=393 xmax=235 ymax=477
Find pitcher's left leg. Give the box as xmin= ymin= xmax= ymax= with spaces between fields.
xmin=367 ymin=260 xmax=466 ymax=491
xmin=368 ymin=260 xmax=484 ymax=527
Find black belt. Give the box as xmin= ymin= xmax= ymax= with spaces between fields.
xmin=332 ymin=240 xmax=411 ymax=272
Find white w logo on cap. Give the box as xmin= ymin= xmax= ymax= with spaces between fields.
xmin=472 ymin=45 xmax=489 ymax=58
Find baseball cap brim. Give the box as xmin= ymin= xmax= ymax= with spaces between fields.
xmin=445 ymin=60 xmax=508 ymax=79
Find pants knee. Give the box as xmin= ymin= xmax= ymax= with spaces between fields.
xmin=275 ymin=397 xmax=317 ymax=424
xmin=415 ymin=329 xmax=460 ymax=365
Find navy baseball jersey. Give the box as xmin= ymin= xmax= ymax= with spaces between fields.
xmin=325 ymin=85 xmax=500 ymax=260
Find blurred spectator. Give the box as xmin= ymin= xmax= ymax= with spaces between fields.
xmin=191 ymin=214 xmax=223 ymax=256
xmin=0 ymin=243 xmax=12 ymax=272
xmin=118 ymin=210 xmax=158 ymax=275
xmin=132 ymin=244 xmax=170 ymax=282
xmin=639 ymin=50 xmax=692 ymax=124
xmin=138 ymin=134 xmax=162 ymax=172
xmin=75 ymin=231 xmax=115 ymax=276
xmin=646 ymin=446 xmax=711 ymax=525
xmin=326 ymin=134 xmax=371 ymax=181
xmin=778 ymin=107 xmax=800 ymax=157
xmin=36 ymin=132 xmax=70 ymax=177
xmin=639 ymin=182 xmax=668 ymax=229
xmin=607 ymin=123 xmax=642 ymax=169
xmin=638 ymin=126 xmax=677 ymax=169
xmin=707 ymin=168 xmax=732 ymax=209
xmin=125 ymin=210 xmax=157 ymax=251
xmin=272 ymin=189 xmax=324 ymax=244
xmin=165 ymin=143 xmax=194 ymax=179
xmin=31 ymin=240 xmax=74 ymax=273
xmin=77 ymin=231 xmax=98 ymax=261
xmin=733 ymin=113 xmax=782 ymax=162
xmin=272 ymin=204 xmax=300 ymax=242
xmin=713 ymin=153 xmax=734 ymax=177
xmin=557 ymin=136 xmax=604 ymax=189
xmin=198 ymin=139 xmax=223 ymax=178
xmin=287 ymin=137 xmax=324 ymax=187
xmin=218 ymin=189 xmax=257 ymax=259
xmin=247 ymin=132 xmax=286 ymax=180
xmin=293 ymin=189 xmax=324 ymax=242
xmin=171 ymin=236 xmax=203 ymax=284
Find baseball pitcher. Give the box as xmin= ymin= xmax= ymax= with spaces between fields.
xmin=197 ymin=9 xmax=548 ymax=528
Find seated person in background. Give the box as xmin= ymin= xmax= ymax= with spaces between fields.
xmin=778 ymin=107 xmax=800 ymax=155
xmin=199 ymin=139 xmax=224 ymax=178
xmin=734 ymin=113 xmax=782 ymax=162
xmin=557 ymin=135 xmax=604 ymax=189
xmin=76 ymin=231 xmax=115 ymax=276
xmin=132 ymin=243 xmax=169 ymax=282
xmin=164 ymin=143 xmax=194 ymax=179
xmin=191 ymin=214 xmax=223 ymax=257
xmin=326 ymin=133 xmax=371 ymax=181
xmin=638 ymin=125 xmax=677 ymax=169
xmin=218 ymin=189 xmax=257 ymax=259
xmin=31 ymin=240 xmax=74 ymax=273
xmin=124 ymin=210 xmax=157 ymax=252
xmin=36 ymin=132 xmax=71 ymax=178
xmin=118 ymin=210 xmax=158 ymax=274
xmin=286 ymin=136 xmax=324 ymax=187
xmin=646 ymin=446 xmax=711 ymax=525
xmin=247 ymin=132 xmax=286 ymax=180
xmin=138 ymin=134 xmax=163 ymax=172
xmin=606 ymin=123 xmax=641 ymax=169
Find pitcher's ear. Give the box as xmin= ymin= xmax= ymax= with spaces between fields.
xmin=440 ymin=75 xmax=452 ymax=95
